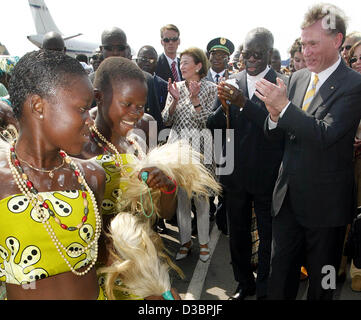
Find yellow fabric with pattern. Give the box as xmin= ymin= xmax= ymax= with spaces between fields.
xmin=0 ymin=190 xmax=97 ymax=285
xmin=94 ymin=153 xmax=136 ymax=216
xmin=95 ymin=153 xmax=143 ymax=300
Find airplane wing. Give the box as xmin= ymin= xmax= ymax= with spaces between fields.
xmin=63 ymin=33 xmax=83 ymax=41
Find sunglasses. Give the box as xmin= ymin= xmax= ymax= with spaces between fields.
xmin=350 ymin=56 xmax=361 ymax=64
xmin=162 ymin=37 xmax=179 ymax=43
xmin=241 ymin=51 xmax=264 ymax=60
xmin=137 ymin=57 xmax=156 ymax=64
xmin=102 ymin=45 xmax=127 ymax=51
xmin=341 ymin=45 xmax=352 ymax=51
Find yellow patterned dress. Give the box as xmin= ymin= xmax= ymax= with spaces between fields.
xmin=94 ymin=153 xmax=143 ymax=300
xmin=0 ymin=190 xmax=104 ymax=298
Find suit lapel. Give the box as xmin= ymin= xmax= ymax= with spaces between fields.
xmin=251 ymin=68 xmax=277 ymax=104
xmin=307 ymin=61 xmax=347 ymax=115
xmin=236 ymin=71 xmax=249 ymax=99
xmin=206 ymin=70 xmax=214 ymax=82
xmin=160 ymin=54 xmax=172 ymax=79
xmin=292 ymin=71 xmax=311 ymax=109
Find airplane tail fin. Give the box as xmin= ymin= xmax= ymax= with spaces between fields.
xmin=28 ymin=0 xmax=62 ymax=35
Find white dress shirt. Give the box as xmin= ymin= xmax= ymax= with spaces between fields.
xmin=165 ymin=54 xmax=181 ymax=80
xmin=247 ymin=66 xmax=270 ymax=99
xmin=268 ymin=56 xmax=342 ymax=129
xmin=210 ymin=68 xmax=226 ymax=82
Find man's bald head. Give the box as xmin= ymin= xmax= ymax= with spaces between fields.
xmin=42 ymin=31 xmax=66 ymax=52
xmin=100 ymin=27 xmax=128 ymax=59
xmin=101 ymin=27 xmax=127 ymax=46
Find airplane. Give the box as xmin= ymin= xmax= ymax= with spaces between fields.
xmin=26 ymin=0 xmax=99 ymax=57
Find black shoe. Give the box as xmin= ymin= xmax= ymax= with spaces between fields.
xmin=191 ymin=218 xmax=197 ymax=236
xmin=156 ymin=219 xmax=167 ymax=234
xmin=228 ymin=286 xmax=256 ymax=300
xmin=157 ymin=225 xmax=167 ymax=234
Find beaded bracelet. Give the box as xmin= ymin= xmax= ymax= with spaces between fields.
xmin=162 ymin=290 xmax=175 ymax=300
xmin=161 ymin=176 xmax=177 ymax=195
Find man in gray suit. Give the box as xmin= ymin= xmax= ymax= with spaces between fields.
xmin=206 ymin=37 xmax=234 ymax=83
xmin=255 ymin=3 xmax=361 ymax=299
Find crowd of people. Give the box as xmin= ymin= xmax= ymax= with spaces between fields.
xmin=1 ymin=2 xmax=361 ymax=301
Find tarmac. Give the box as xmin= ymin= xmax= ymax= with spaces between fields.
xmin=161 ymin=215 xmax=361 ymax=301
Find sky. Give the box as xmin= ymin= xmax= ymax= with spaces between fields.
xmin=1 ymin=0 xmax=360 ymax=61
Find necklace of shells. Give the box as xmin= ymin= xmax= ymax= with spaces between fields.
xmin=90 ymin=124 xmax=146 ymax=162
xmin=8 ymin=141 xmax=102 ymax=276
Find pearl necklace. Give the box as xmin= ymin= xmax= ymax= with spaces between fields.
xmin=8 ymin=143 xmax=102 ymax=276
xmin=90 ymin=125 xmax=146 ymax=161
xmin=90 ymin=125 xmax=124 ymax=168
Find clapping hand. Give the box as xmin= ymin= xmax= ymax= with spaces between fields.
xmin=188 ymin=80 xmax=201 ymax=100
xmin=168 ymin=79 xmax=180 ymax=102
xmin=254 ymin=77 xmax=289 ymax=122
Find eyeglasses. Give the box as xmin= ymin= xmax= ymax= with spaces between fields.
xmin=102 ymin=45 xmax=127 ymax=51
xmin=137 ymin=57 xmax=156 ymax=64
xmin=162 ymin=37 xmax=179 ymax=43
xmin=350 ymin=56 xmax=361 ymax=64
xmin=341 ymin=45 xmax=352 ymax=51
xmin=241 ymin=51 xmax=264 ymax=60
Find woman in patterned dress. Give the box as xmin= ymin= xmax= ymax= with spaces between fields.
xmin=162 ymin=47 xmax=217 ymax=262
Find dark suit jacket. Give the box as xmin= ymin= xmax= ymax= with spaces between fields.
xmin=143 ymin=71 xmax=165 ymax=131
xmin=152 ymin=73 xmax=168 ymax=112
xmin=155 ymin=53 xmax=183 ymax=82
xmin=266 ymin=60 xmax=361 ymax=228
xmin=207 ymin=68 xmax=285 ymax=195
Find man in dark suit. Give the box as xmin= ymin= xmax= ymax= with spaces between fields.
xmin=136 ymin=45 xmax=168 ymax=112
xmin=255 ymin=4 xmax=361 ymax=300
xmin=206 ymin=37 xmax=235 ymax=233
xmin=155 ymin=24 xmax=183 ymax=83
xmin=207 ymin=28 xmax=286 ymax=300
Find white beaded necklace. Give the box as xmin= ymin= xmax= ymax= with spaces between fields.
xmin=8 ymin=146 xmax=102 ymax=276
xmin=90 ymin=125 xmax=146 ymax=161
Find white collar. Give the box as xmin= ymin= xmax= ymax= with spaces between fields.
xmin=311 ymin=55 xmax=341 ymax=87
xmin=247 ymin=66 xmax=270 ymax=82
xmin=210 ymin=68 xmax=226 ymax=78
xmin=165 ymin=54 xmax=178 ymax=65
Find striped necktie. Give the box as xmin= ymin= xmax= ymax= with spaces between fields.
xmin=302 ymin=74 xmax=319 ymax=111
xmin=171 ymin=61 xmax=179 ymax=82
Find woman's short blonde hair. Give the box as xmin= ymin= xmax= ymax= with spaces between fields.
xmin=180 ymin=47 xmax=210 ymax=79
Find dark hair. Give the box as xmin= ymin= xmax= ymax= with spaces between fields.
xmin=180 ymin=47 xmax=210 ymax=79
xmin=93 ymin=56 xmax=146 ymax=93
xmin=9 ymin=49 xmax=87 ymax=118
xmin=76 ymin=54 xmax=88 ymax=64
